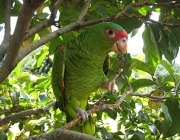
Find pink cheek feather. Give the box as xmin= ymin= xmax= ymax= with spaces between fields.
xmin=115 ymin=30 xmax=128 ymax=40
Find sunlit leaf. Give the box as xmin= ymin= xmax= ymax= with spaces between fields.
xmin=130 ymin=58 xmax=155 ymax=74
xmin=142 ymin=25 xmax=160 ymax=67
xmin=160 ymin=60 xmax=174 ymax=77
xmin=148 ymin=124 xmax=157 ymax=134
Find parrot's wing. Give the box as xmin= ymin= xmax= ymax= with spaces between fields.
xmin=52 ymin=46 xmax=66 ymax=111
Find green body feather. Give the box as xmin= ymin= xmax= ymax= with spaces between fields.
xmin=52 ymin=22 xmax=125 ymax=135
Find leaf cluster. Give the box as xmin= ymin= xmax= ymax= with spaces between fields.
xmin=0 ymin=0 xmax=180 ymax=139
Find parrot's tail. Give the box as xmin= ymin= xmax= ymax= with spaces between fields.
xmin=54 ymin=101 xmax=95 ymax=135
xmin=66 ymin=111 xmax=95 ymax=135
xmin=72 ymin=115 xmax=95 ymax=136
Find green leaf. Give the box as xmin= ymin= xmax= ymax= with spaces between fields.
xmin=0 ymin=131 xmax=6 ymax=140
xmin=171 ymin=26 xmax=180 ymax=46
xmin=122 ymin=0 xmax=132 ymax=6
xmin=114 ymin=17 xmax=142 ymax=33
xmin=137 ymin=110 xmax=143 ymax=121
xmin=60 ymin=2 xmax=81 ymax=25
xmin=0 ymin=1 xmax=5 ymax=24
xmin=21 ymin=92 xmax=30 ymax=102
xmin=148 ymin=124 xmax=157 ymax=134
xmin=7 ymin=131 xmax=14 ymax=140
xmin=98 ymin=5 xmax=108 ymax=17
xmin=168 ymin=32 xmax=179 ymax=60
xmin=62 ymin=32 xmax=76 ymax=44
xmin=17 ymin=74 xmax=38 ymax=83
xmin=36 ymin=94 xmax=47 ymax=102
xmin=130 ymin=79 xmax=154 ymax=92
xmin=106 ymin=110 xmax=117 ymax=120
xmin=99 ymin=128 xmax=113 ymax=139
xmin=126 ymin=130 xmax=145 ymax=140
xmin=142 ymin=25 xmax=160 ymax=67
xmin=138 ymin=6 xmax=150 ymax=16
xmin=131 ymin=28 xmax=138 ymax=38
xmin=161 ymin=97 xmax=180 ymax=138
xmin=33 ymin=47 xmax=48 ymax=68
xmin=11 ymin=0 xmax=22 ymax=16
xmin=112 ymin=131 xmax=124 ymax=139
xmin=44 ymin=79 xmax=51 ymax=90
xmin=130 ymin=58 xmax=155 ymax=74
xmin=160 ymin=60 xmax=174 ymax=77
xmin=36 ymin=13 xmax=49 ymax=20
xmin=143 ymin=113 xmax=149 ymax=123
xmin=49 ymin=37 xmax=63 ymax=55
xmin=161 ymin=104 xmax=172 ymax=125
xmin=0 ymin=26 xmax=3 ymax=31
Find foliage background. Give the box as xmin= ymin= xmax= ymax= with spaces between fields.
xmin=0 ymin=0 xmax=180 ymax=140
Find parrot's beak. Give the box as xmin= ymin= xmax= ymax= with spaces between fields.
xmin=112 ymin=37 xmax=128 ymax=55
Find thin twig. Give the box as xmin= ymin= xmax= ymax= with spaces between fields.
xmin=76 ymin=0 xmax=91 ymax=22
xmin=148 ymin=1 xmax=180 ymax=7
xmin=174 ymin=79 xmax=180 ymax=96
xmin=0 ymin=101 xmax=55 ymax=127
xmin=129 ymin=92 xmax=167 ymax=100
xmin=124 ymin=13 xmax=180 ymax=27
xmin=145 ymin=18 xmax=180 ymax=27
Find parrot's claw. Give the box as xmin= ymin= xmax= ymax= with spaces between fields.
xmin=76 ymin=107 xmax=88 ymax=122
xmin=104 ymin=78 xmax=116 ymax=93
xmin=102 ymin=68 xmax=123 ymax=92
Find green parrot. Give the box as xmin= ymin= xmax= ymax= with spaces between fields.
xmin=52 ymin=22 xmax=128 ymax=135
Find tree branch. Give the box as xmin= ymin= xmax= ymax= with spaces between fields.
xmin=24 ymin=0 xmax=64 ymax=40
xmin=148 ymin=1 xmax=180 ymax=7
xmin=0 ymin=101 xmax=55 ymax=127
xmin=129 ymin=92 xmax=166 ymax=100
xmin=0 ymin=0 xmax=45 ymax=84
xmin=25 ymin=129 xmax=102 ymax=140
xmin=0 ymin=0 xmax=11 ymax=61
xmin=124 ymin=13 xmax=180 ymax=27
xmin=16 ymin=2 xmax=135 ymax=65
xmin=145 ymin=18 xmax=180 ymax=27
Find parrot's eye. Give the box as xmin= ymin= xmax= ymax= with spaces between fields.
xmin=104 ymin=28 xmax=116 ymax=39
xmin=108 ymin=29 xmax=114 ymax=36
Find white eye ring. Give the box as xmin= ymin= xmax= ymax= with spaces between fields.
xmin=107 ymin=29 xmax=115 ymax=37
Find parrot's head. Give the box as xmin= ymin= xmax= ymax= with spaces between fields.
xmin=85 ymin=22 xmax=128 ymax=56
xmin=104 ymin=23 xmax=128 ymax=56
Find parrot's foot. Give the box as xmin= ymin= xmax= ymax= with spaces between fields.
xmin=102 ymin=77 xmax=116 ymax=92
xmin=102 ymin=68 xmax=123 ymax=92
xmin=76 ymin=107 xmax=88 ymax=122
